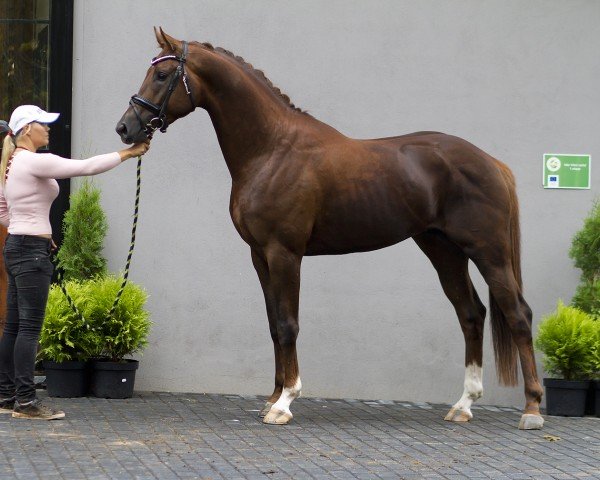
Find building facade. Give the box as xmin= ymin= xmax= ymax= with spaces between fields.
xmin=5 ymin=0 xmax=600 ymax=407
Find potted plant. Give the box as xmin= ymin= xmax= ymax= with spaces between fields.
xmin=85 ymin=275 xmax=151 ymax=399
xmin=43 ymin=276 xmax=150 ymax=399
xmin=572 ymin=281 xmax=600 ymax=417
xmin=534 ymin=301 xmax=598 ymax=416
xmin=38 ymin=281 xmax=100 ymax=397
xmin=39 ymin=179 xmax=108 ymax=397
xmin=41 ymin=179 xmax=151 ymax=398
xmin=569 ymin=199 xmax=600 ymax=416
xmin=592 ymin=332 xmax=600 ymax=417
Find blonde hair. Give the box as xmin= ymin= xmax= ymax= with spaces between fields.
xmin=1 ymin=133 xmax=16 ymax=186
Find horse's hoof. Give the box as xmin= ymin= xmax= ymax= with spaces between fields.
xmin=519 ymin=413 xmax=544 ymax=430
xmin=444 ymin=407 xmax=472 ymax=423
xmin=262 ymin=408 xmax=293 ymax=425
xmin=259 ymin=402 xmax=273 ymax=418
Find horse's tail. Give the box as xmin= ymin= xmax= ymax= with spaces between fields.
xmin=490 ymin=161 xmax=520 ymax=386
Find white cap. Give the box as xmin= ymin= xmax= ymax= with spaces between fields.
xmin=8 ymin=105 xmax=60 ymax=134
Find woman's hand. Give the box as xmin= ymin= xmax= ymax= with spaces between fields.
xmin=119 ymin=141 xmax=150 ymax=161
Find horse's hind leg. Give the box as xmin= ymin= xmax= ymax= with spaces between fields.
xmin=474 ymin=259 xmax=544 ymax=430
xmin=414 ymin=231 xmax=486 ymax=423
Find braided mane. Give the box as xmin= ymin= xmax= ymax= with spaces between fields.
xmin=192 ymin=41 xmax=305 ymax=114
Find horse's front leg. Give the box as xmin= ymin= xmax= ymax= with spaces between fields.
xmin=251 ymin=250 xmax=284 ymax=417
xmin=256 ymin=246 xmax=302 ymax=425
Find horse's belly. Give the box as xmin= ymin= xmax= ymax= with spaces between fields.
xmin=304 ymin=175 xmax=431 ymax=255
xmin=305 ymin=212 xmax=415 ymax=256
xmin=305 ymin=238 xmax=406 ymax=256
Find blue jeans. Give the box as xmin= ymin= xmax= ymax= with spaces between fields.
xmin=0 ymin=234 xmax=54 ymax=402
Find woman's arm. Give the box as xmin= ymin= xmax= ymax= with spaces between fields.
xmin=28 ymin=142 xmax=149 ymax=180
xmin=28 ymin=152 xmax=122 ymax=179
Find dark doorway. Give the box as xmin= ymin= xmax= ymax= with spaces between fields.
xmin=0 ymin=0 xmax=74 ymax=247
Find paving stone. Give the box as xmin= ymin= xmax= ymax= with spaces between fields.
xmin=0 ymin=392 xmax=599 ymax=479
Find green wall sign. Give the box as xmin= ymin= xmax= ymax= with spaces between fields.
xmin=543 ymin=154 xmax=591 ymax=189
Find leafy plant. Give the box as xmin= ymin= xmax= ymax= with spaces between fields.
xmin=593 ymin=335 xmax=600 ymax=378
xmin=534 ymin=301 xmax=598 ymax=380
xmin=41 ymin=276 xmax=151 ymax=363
xmin=39 ymin=281 xmax=100 ymax=362
xmin=84 ymin=275 xmax=151 ymax=361
xmin=571 ymin=280 xmax=600 ymax=319
xmin=569 ymin=200 xmax=600 ymax=283
xmin=56 ymin=179 xmax=108 ymax=281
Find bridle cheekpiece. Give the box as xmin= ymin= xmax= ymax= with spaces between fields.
xmin=130 ymin=40 xmax=195 ymax=138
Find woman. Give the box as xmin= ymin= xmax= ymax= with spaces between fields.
xmin=0 ymin=105 xmax=149 ymax=420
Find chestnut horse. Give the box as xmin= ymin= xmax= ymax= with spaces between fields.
xmin=116 ymin=28 xmax=544 ymax=430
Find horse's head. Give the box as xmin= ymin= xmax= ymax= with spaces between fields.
xmin=116 ymin=27 xmax=198 ymax=144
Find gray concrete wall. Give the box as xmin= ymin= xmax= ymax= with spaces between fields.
xmin=71 ymin=0 xmax=599 ymax=407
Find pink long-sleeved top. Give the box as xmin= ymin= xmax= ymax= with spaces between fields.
xmin=0 ymin=150 xmax=121 ymax=235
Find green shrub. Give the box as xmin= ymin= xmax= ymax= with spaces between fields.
xmin=593 ymin=335 xmax=600 ymax=378
xmin=39 ymin=281 xmax=100 ymax=362
xmin=569 ymin=200 xmax=600 ymax=283
xmin=57 ymin=179 xmax=108 ymax=281
xmin=41 ymin=276 xmax=150 ymax=363
xmin=534 ymin=301 xmax=598 ymax=380
xmin=84 ymin=275 xmax=151 ymax=361
xmin=46 ymin=180 xmax=150 ymax=363
xmin=571 ymin=280 xmax=600 ymax=318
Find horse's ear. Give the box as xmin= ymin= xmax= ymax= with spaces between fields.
xmin=155 ymin=26 xmax=177 ymax=52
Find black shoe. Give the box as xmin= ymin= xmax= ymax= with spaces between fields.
xmin=12 ymin=399 xmax=65 ymax=420
xmin=0 ymin=397 xmax=15 ymax=414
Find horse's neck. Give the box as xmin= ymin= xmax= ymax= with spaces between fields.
xmin=195 ymin=52 xmax=299 ymax=179
xmin=207 ymin=99 xmax=288 ymax=174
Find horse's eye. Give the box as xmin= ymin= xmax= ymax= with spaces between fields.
xmin=157 ymin=71 xmax=168 ymax=81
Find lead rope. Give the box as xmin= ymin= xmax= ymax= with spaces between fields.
xmin=57 ymin=155 xmax=143 ymax=325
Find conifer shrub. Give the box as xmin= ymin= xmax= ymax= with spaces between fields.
xmin=84 ymin=275 xmax=151 ymax=361
xmin=41 ymin=180 xmax=150 ymax=363
xmin=39 ymin=280 xmax=100 ymax=362
xmin=534 ymin=301 xmax=598 ymax=380
xmin=571 ymin=280 xmax=600 ymax=319
xmin=569 ymin=200 xmax=600 ymax=283
xmin=40 ymin=276 xmax=150 ymax=362
xmin=569 ymin=200 xmax=600 ymax=316
xmin=56 ymin=178 xmax=108 ymax=281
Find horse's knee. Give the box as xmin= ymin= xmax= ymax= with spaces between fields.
xmin=459 ymin=308 xmax=485 ymax=339
xmin=277 ymin=319 xmax=299 ymax=345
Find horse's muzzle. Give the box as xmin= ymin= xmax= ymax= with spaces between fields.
xmin=115 ymin=118 xmax=148 ymax=144
xmin=115 ymin=122 xmax=132 ymax=144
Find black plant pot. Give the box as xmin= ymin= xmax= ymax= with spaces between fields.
xmin=584 ymin=380 xmax=597 ymax=416
xmin=543 ymin=378 xmax=590 ymax=417
xmin=43 ymin=360 xmax=89 ymax=398
xmin=593 ymin=380 xmax=600 ymax=418
xmin=90 ymin=359 xmax=138 ymax=399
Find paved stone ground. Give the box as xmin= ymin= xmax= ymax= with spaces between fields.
xmin=0 ymin=391 xmax=598 ymax=480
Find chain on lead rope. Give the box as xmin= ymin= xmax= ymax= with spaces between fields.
xmin=56 ymin=155 xmax=143 ymax=326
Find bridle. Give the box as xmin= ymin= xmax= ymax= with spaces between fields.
xmin=129 ymin=40 xmax=195 ymax=138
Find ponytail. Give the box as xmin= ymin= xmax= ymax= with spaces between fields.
xmin=1 ymin=133 xmax=16 ymax=187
